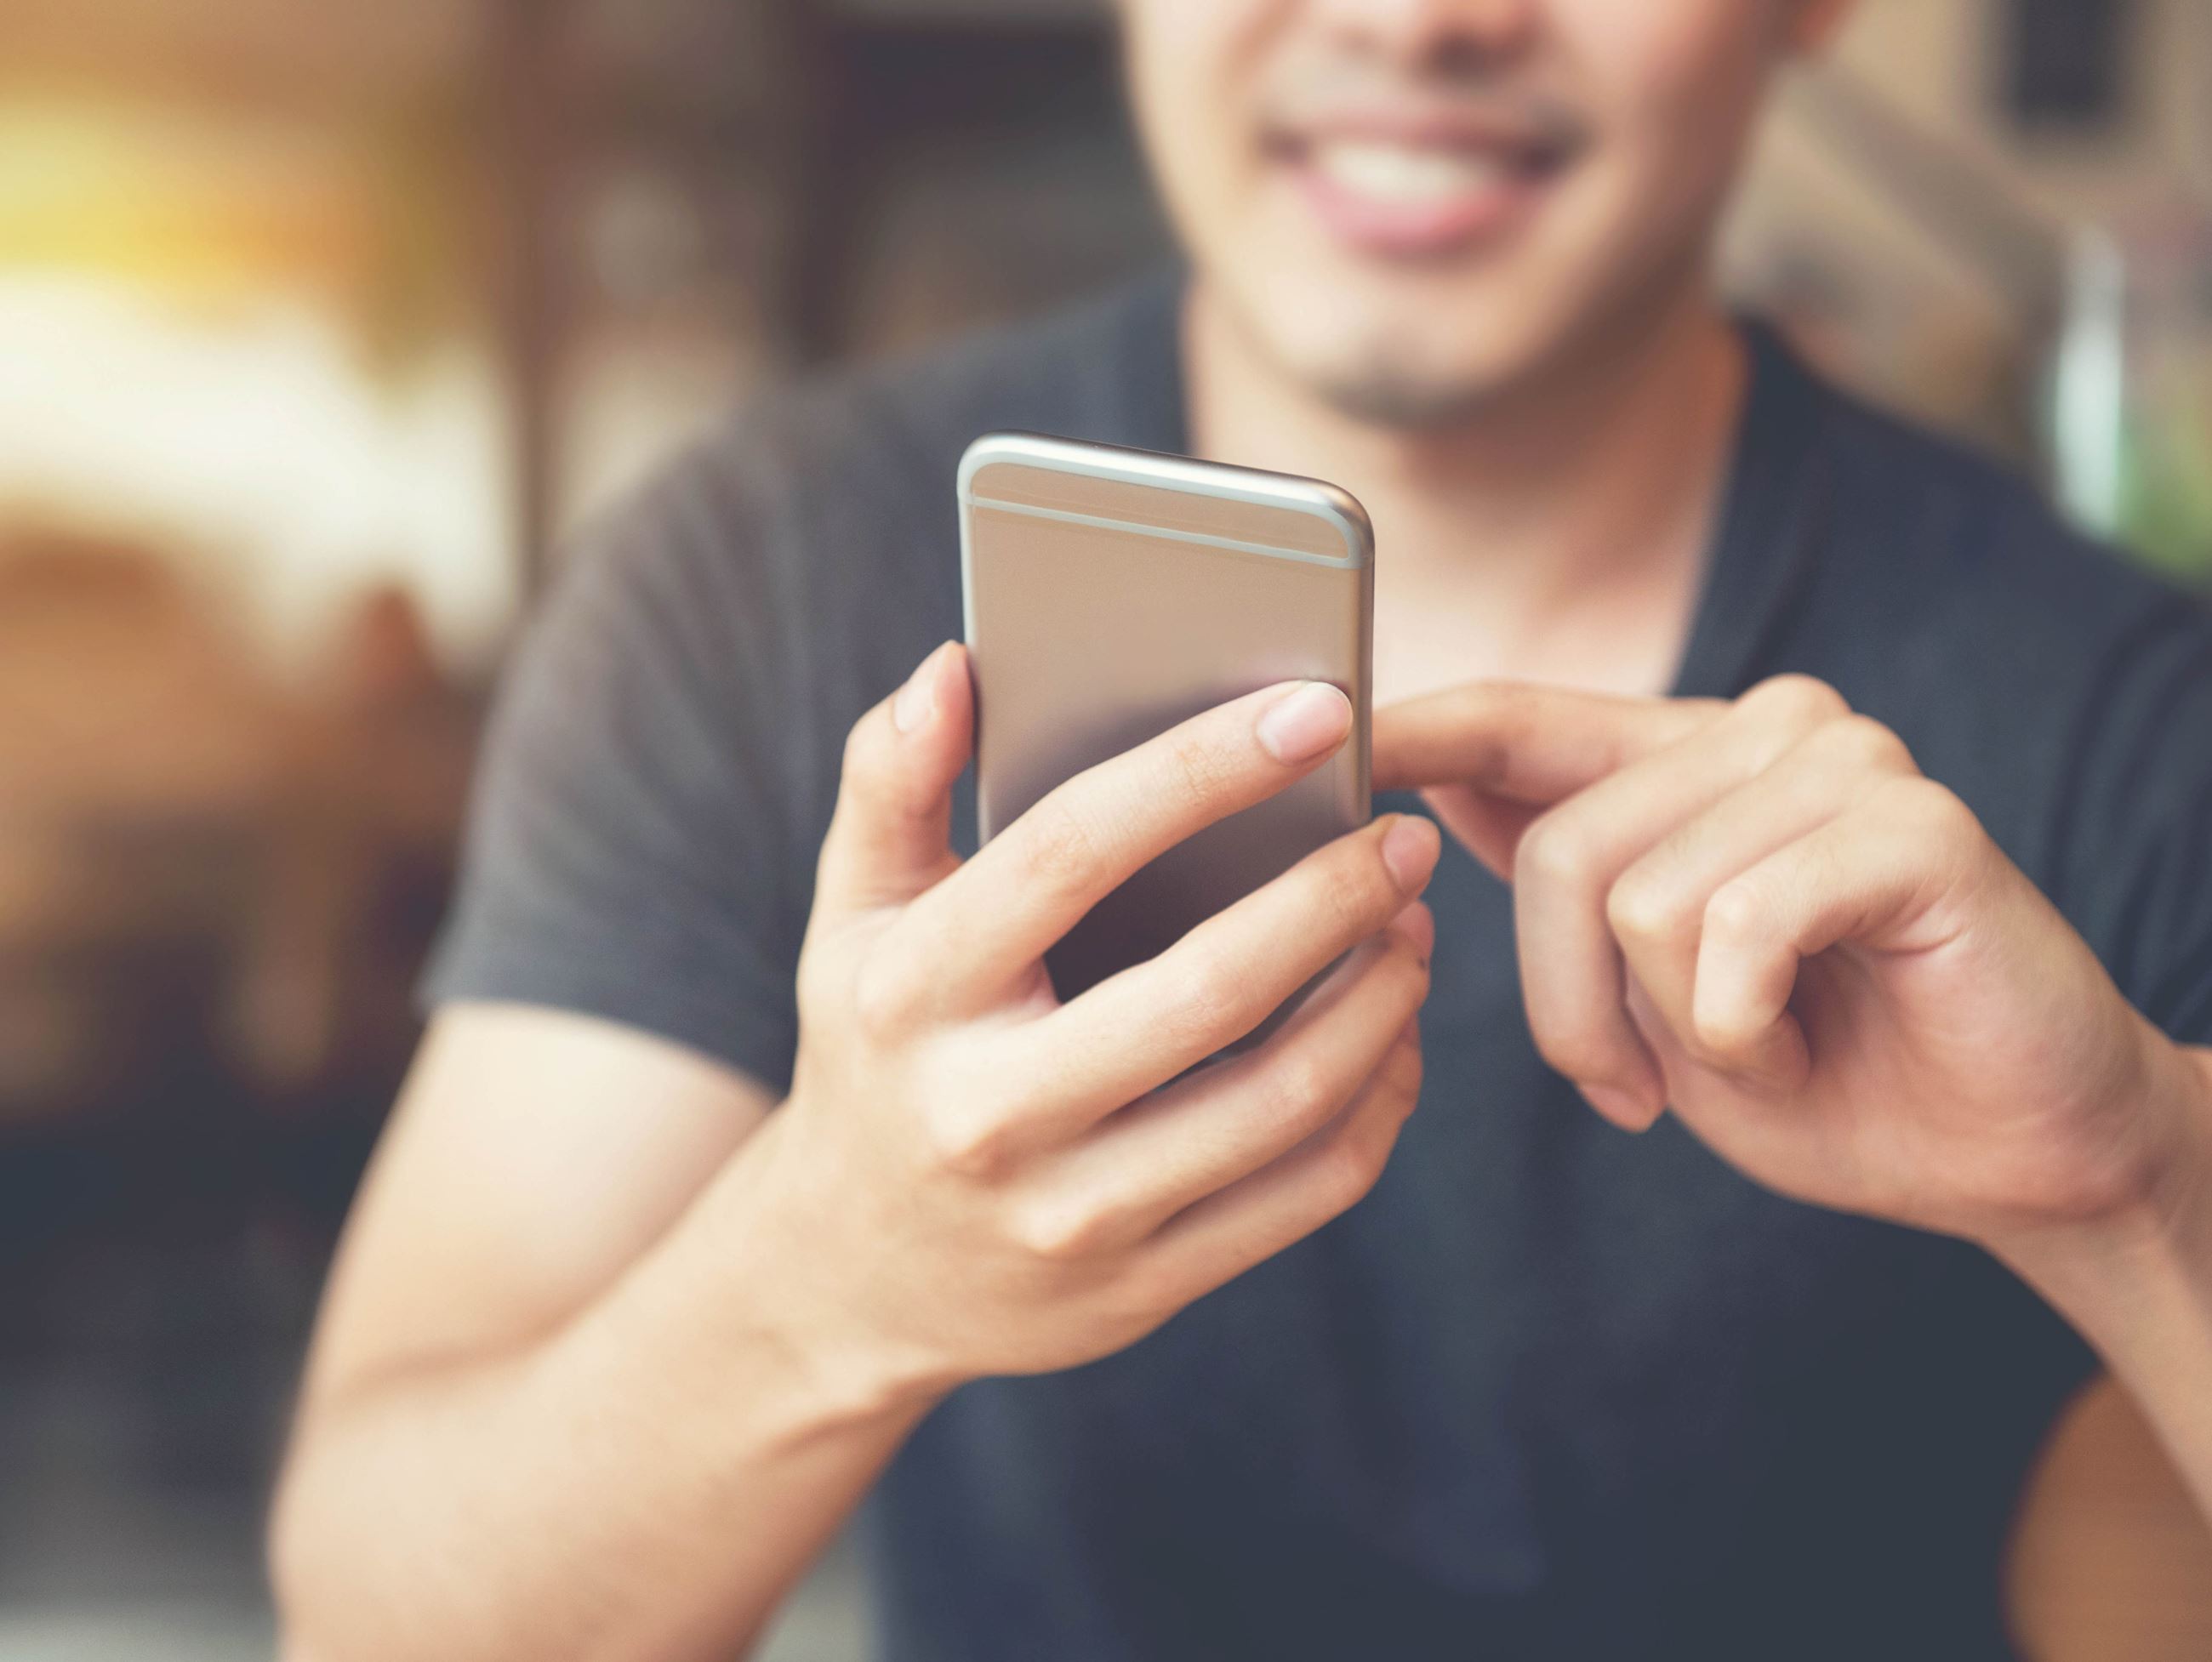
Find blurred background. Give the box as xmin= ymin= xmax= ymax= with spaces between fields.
xmin=0 ymin=1 xmax=2207 ymax=1658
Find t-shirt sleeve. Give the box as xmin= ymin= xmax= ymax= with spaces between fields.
xmin=2054 ymin=591 xmax=2212 ymax=1050
xmin=420 ymin=447 xmax=811 ymax=1095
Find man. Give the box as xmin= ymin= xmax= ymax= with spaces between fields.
xmin=270 ymin=2 xmax=2212 ymax=1658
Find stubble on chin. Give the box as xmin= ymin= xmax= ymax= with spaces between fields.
xmin=1306 ymin=350 xmax=1506 ymax=430
xmin=1204 ymin=287 xmax=1492 ymax=431
xmin=1278 ymin=318 xmax=1514 ymax=432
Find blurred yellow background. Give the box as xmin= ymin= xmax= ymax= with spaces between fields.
xmin=0 ymin=2 xmax=2206 ymax=1658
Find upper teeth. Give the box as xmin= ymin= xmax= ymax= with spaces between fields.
xmin=1309 ymin=140 xmax=1510 ymax=205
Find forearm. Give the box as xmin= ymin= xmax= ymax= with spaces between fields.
xmin=1992 ymin=1042 xmax=2212 ymax=1523
xmin=272 ymin=1136 xmax=939 ymax=1662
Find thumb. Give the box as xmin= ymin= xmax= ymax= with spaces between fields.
xmin=813 ymin=641 xmax=973 ymax=916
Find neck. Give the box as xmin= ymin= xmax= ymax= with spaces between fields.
xmin=1182 ymin=274 xmax=1749 ymax=700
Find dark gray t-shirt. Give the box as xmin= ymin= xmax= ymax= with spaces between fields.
xmin=426 ymin=273 xmax=2212 ymax=1661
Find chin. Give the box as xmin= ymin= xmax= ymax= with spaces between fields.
xmin=1247 ymin=279 xmax=1562 ymax=430
xmin=1303 ymin=353 xmax=1508 ymax=429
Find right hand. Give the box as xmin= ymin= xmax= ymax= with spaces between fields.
xmin=731 ymin=640 xmax=1440 ymax=1403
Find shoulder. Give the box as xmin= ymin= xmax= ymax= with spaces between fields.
xmin=1782 ymin=360 xmax=2212 ymax=1006
xmin=540 ymin=273 xmax=1180 ymax=683
xmin=1814 ymin=370 xmax=2198 ymax=651
xmin=727 ymin=271 xmax=1179 ymax=491
xmin=609 ymin=272 xmax=1177 ymax=570
xmin=1776 ymin=352 xmax=2212 ymax=754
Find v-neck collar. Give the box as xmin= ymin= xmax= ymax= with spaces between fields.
xmin=1109 ymin=270 xmax=1837 ymax=706
xmin=1666 ymin=322 xmax=1837 ymax=699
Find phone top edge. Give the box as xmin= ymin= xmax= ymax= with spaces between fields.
xmin=960 ymin=494 xmax=1363 ymax=571
xmin=958 ymin=430 xmax=1373 ymax=569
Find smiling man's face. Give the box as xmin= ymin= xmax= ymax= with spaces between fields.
xmin=1120 ymin=0 xmax=1832 ymax=427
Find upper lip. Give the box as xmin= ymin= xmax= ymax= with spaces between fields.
xmin=1265 ymin=105 xmax=1586 ymax=169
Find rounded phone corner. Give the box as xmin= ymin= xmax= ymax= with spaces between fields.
xmin=1316 ymin=483 xmax=1376 ymax=567
xmin=957 ymin=431 xmax=1052 ymax=504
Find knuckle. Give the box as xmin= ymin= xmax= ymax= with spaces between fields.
xmin=1883 ymin=775 xmax=1979 ymax=845
xmin=1012 ymin=800 xmax=1104 ymax=898
xmin=1606 ymin=868 xmax=1693 ymax=947
xmin=1160 ymin=726 xmax=1238 ymax=808
xmin=1742 ymin=673 xmax=1849 ymax=732
xmin=1821 ymin=713 xmax=1914 ymax=775
xmin=921 ymin=1101 xmax=1016 ymax=1181
xmin=1702 ymin=875 xmax=1768 ymax=943
xmin=1516 ymin=811 xmax=1596 ymax=891
xmin=1324 ymin=839 xmax=1401 ymax=932
xmin=1160 ymin=953 xmax=1250 ymax=1044
xmin=1256 ymin=1046 xmax=1334 ymax=1132
xmin=1009 ymin=1196 xmax=1106 ymax=1261
xmin=851 ymin=946 xmax=925 ymax=1040
xmin=1276 ymin=859 xmax=1353 ymax=952
xmin=1320 ymin=1133 xmax=1386 ymax=1213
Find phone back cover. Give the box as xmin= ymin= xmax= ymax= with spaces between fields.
xmin=963 ymin=437 xmax=1372 ymax=1002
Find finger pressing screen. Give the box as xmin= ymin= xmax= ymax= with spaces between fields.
xmin=1372 ymin=680 xmax=1717 ymax=802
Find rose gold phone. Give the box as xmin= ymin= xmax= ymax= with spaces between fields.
xmin=961 ymin=431 xmax=1374 ymax=1005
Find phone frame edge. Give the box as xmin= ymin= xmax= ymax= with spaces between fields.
xmin=959 ymin=431 xmax=1376 ymax=845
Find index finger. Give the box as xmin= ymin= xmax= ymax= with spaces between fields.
xmin=1371 ymin=680 xmax=1719 ymax=802
xmin=887 ymin=679 xmax=1355 ymax=1013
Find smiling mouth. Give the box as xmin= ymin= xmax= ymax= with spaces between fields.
xmin=1311 ymin=138 xmax=1533 ymax=204
xmin=1266 ymin=124 xmax=1583 ymax=258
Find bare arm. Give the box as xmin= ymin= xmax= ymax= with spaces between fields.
xmin=269 ymin=1004 xmax=926 ymax=1662
xmin=1375 ymin=674 xmax=2212 ymax=1523
xmin=1989 ymin=1049 xmax=2212 ymax=1526
xmin=272 ymin=646 xmax=1438 ymax=1662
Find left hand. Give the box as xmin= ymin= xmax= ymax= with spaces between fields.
xmin=1375 ymin=673 xmax=2208 ymax=1248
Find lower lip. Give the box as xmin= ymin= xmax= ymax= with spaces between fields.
xmin=1284 ymin=151 xmax=1552 ymax=260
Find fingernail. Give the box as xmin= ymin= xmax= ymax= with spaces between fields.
xmin=893 ymin=645 xmax=947 ymax=734
xmin=1583 ymin=1084 xmax=1662 ymax=1132
xmin=1255 ymin=681 xmax=1352 ymax=764
xmin=1387 ymin=900 xmax=1434 ymax=959
xmin=1380 ymin=813 xmax=1441 ymax=893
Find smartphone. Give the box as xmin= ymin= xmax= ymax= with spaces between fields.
xmin=960 ymin=431 xmax=1374 ymax=1006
